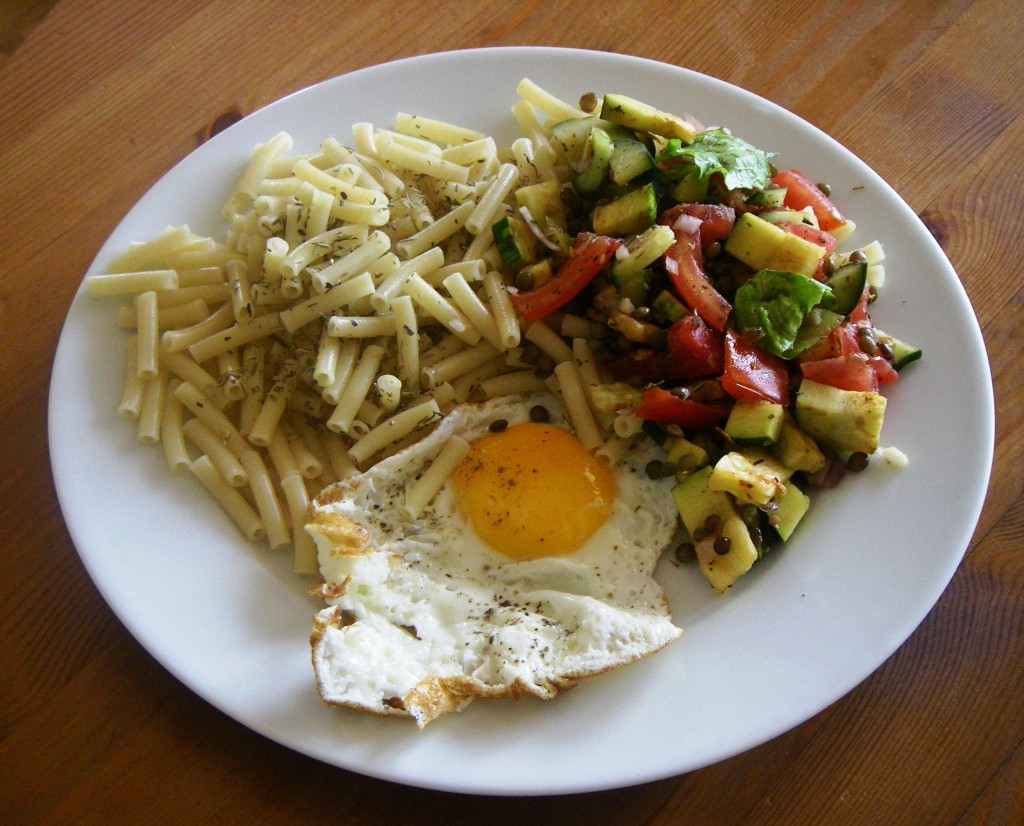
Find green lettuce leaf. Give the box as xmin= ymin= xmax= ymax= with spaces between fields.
xmin=657 ymin=128 xmax=773 ymax=191
xmin=735 ymin=269 xmax=832 ymax=358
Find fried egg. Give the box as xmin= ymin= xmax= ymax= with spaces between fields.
xmin=307 ymin=391 xmax=681 ymax=727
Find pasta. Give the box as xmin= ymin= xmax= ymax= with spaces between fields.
xmin=93 ymin=78 xmax=636 ymax=572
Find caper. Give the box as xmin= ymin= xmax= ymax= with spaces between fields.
xmin=849 ymin=249 xmax=868 ymax=263
xmin=579 ymin=92 xmax=599 ymax=113
xmin=704 ymin=513 xmax=722 ymax=534
xmin=670 ymin=386 xmax=691 ymax=400
xmin=817 ymin=182 xmax=832 ymax=196
xmin=645 ymin=459 xmax=666 ymax=479
xmin=822 ymin=253 xmax=839 ymax=277
xmin=857 ymin=325 xmax=879 ymax=355
xmin=705 ymin=241 xmax=722 ymax=260
xmin=489 ymin=418 xmax=509 ymax=433
xmin=515 ymin=270 xmax=535 ymax=292
xmin=529 ymin=404 xmax=550 ymax=422
xmin=847 ymin=451 xmax=869 ymax=472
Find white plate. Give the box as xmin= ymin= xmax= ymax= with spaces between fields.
xmin=49 ymin=47 xmax=994 ymax=796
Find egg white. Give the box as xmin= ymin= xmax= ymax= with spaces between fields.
xmin=307 ymin=391 xmax=682 ymax=727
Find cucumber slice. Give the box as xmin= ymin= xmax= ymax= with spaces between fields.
xmin=611 ymin=267 xmax=652 ymax=306
xmin=746 ymin=186 xmax=788 ymax=208
xmin=651 ymin=289 xmax=688 ymax=323
xmin=491 ymin=216 xmax=536 ymax=268
xmin=875 ymin=329 xmax=923 ymax=371
xmin=550 ymin=117 xmax=637 ymax=165
xmin=669 ymin=169 xmax=709 ymax=202
xmin=823 ymin=261 xmax=867 ymax=316
xmin=611 ymin=223 xmax=675 ymax=281
xmin=591 ymin=182 xmax=658 ymax=236
xmin=609 ymin=138 xmax=655 ymax=185
xmin=572 ymin=126 xmax=614 ymax=193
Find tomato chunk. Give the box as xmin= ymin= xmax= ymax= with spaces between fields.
xmin=797 ymin=320 xmax=861 ymax=363
xmin=664 ymin=229 xmax=732 ymax=331
xmin=721 ymin=330 xmax=790 ymax=404
xmin=635 ymin=386 xmax=730 ymax=428
xmin=607 ymin=314 xmax=724 ymax=383
xmin=509 ymin=233 xmax=620 ymax=323
xmin=800 ymin=352 xmax=898 ymax=391
xmin=660 ymin=203 xmax=736 ymax=249
xmin=771 ymin=169 xmax=846 ymax=232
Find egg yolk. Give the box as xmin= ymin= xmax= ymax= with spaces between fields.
xmin=451 ymin=423 xmax=615 ymax=559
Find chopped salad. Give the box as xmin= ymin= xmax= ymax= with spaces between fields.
xmin=493 ymin=91 xmax=921 ymax=593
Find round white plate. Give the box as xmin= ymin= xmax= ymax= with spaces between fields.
xmin=49 ymin=47 xmax=994 ymax=796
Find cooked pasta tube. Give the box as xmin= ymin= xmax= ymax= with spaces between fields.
xmin=135 ymin=291 xmax=160 ymax=380
xmin=395 ymin=201 xmax=473 ymax=259
xmin=321 ymin=339 xmax=361 ymax=405
xmin=160 ymin=380 xmax=190 ymax=473
xmin=222 ymin=131 xmax=293 ymax=218
xmin=238 ymin=342 xmax=265 ymax=435
xmin=515 ymin=77 xmax=589 ymax=121
xmin=280 ymin=473 xmax=318 ymax=574
xmin=421 ymin=341 xmax=500 ymax=388
xmin=326 ymin=314 xmax=396 ymax=338
xmin=313 ymin=327 xmax=342 ymax=388
xmin=137 ymin=368 xmax=167 ymax=445
xmin=404 ymin=274 xmax=480 ymax=345
xmin=188 ymin=311 xmax=283 ymax=364
xmin=554 ymin=359 xmax=603 ymax=451
xmin=106 ymin=225 xmax=194 ymax=274
xmin=595 ymin=433 xmax=635 ymax=467
xmin=217 ymin=349 xmax=245 ymax=402
xmin=478 ymin=370 xmax=549 ymax=399
xmin=118 ymin=298 xmax=209 ymax=330
xmin=118 ymin=336 xmax=144 ymax=420
xmin=376 ymin=135 xmax=470 ymax=183
xmin=189 ymin=455 xmax=266 ymax=543
xmin=465 ymin=163 xmax=519 ymax=235
xmin=247 ymin=359 xmax=300 ymax=447
xmin=482 ymin=270 xmax=521 ymax=349
xmin=390 ymin=294 xmax=420 ymax=396
xmin=442 ymin=272 xmax=504 ymax=350
xmin=279 ymin=271 xmax=376 ymax=333
xmin=265 ymin=425 xmax=300 ymax=481
xmin=393 ymin=112 xmax=486 ymax=146
xmin=347 ymin=399 xmax=443 ymax=465
xmin=289 ymin=416 xmax=337 ymax=485
xmin=310 ymin=230 xmax=391 ymax=292
xmin=161 ymin=302 xmax=234 ymax=353
xmin=279 ymin=225 xmax=368 ymax=281
xmin=320 ymin=429 xmax=358 ymax=480
xmin=160 ymin=351 xmax=227 ymax=408
xmin=326 ymin=343 xmax=385 ymax=434
xmin=280 ymin=417 xmax=322 ymax=479
xmin=183 ymin=418 xmax=248 ymax=487
xmin=405 ymin=434 xmax=472 ymax=517
xmin=173 ymin=381 xmax=248 ymax=457
xmin=371 ymin=247 xmax=445 ymax=311
xmin=239 ymin=450 xmax=290 ymax=550
xmin=524 ymin=320 xmax=572 ymax=364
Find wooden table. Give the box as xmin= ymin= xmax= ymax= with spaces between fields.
xmin=2 ymin=1 xmax=1021 ymax=823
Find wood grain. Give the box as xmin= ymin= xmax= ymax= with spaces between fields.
xmin=1 ymin=0 xmax=1022 ymax=823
